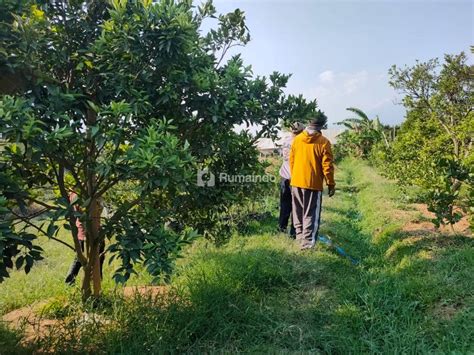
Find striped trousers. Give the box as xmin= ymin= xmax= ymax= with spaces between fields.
xmin=291 ymin=187 xmax=322 ymax=249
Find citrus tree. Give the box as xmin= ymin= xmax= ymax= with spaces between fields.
xmin=388 ymin=53 xmax=473 ymax=229
xmin=0 ymin=0 xmax=317 ymax=299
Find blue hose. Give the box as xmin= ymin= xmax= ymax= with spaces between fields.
xmin=318 ymin=235 xmax=360 ymax=265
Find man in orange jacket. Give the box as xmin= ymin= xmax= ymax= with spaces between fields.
xmin=289 ymin=113 xmax=335 ymax=250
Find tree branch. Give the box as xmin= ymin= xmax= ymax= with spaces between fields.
xmin=215 ymin=43 xmax=243 ymax=68
xmin=95 ymin=175 xmax=123 ymax=198
xmin=9 ymin=209 xmax=75 ymax=251
xmin=25 ymin=197 xmax=58 ymax=210
xmin=250 ymin=127 xmax=268 ymax=145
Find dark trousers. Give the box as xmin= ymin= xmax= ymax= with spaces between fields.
xmin=279 ymin=178 xmax=296 ymax=237
xmin=65 ymin=240 xmax=105 ymax=285
xmin=291 ymin=187 xmax=322 ymax=249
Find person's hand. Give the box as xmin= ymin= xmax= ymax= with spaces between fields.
xmin=328 ymin=186 xmax=335 ymax=197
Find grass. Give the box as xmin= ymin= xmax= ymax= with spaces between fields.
xmin=1 ymin=158 xmax=473 ymax=353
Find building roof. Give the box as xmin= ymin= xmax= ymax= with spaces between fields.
xmin=255 ymin=128 xmax=342 ymax=152
xmin=255 ymin=138 xmax=278 ymax=151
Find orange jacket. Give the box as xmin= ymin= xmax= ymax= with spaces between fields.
xmin=289 ymin=130 xmax=335 ymax=191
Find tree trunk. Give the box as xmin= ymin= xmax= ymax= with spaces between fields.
xmin=82 ymin=105 xmax=102 ymax=300
xmin=91 ymin=242 xmax=101 ymax=297
xmin=82 ymin=263 xmax=92 ymax=301
xmin=82 ymin=242 xmax=101 ymax=300
xmin=90 ymin=199 xmax=102 ymax=298
xmin=81 ymin=199 xmax=103 ymax=300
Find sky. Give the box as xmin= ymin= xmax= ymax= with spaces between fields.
xmin=206 ymin=0 xmax=473 ymax=127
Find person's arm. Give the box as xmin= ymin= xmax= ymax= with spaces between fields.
xmin=322 ymin=141 xmax=335 ymax=196
xmin=289 ymin=140 xmax=296 ymax=176
xmin=69 ymin=192 xmax=86 ymax=241
xmin=282 ymin=136 xmax=292 ymax=163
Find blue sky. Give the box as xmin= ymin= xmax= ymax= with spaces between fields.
xmin=208 ymin=0 xmax=473 ymax=126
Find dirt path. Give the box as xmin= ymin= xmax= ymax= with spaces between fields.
xmin=1 ymin=285 xmax=169 ymax=348
xmin=402 ymin=203 xmax=472 ymax=236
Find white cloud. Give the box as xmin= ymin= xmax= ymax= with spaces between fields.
xmin=312 ymin=70 xmax=370 ymax=98
xmin=342 ymin=70 xmax=368 ymax=94
xmin=318 ymin=70 xmax=334 ymax=83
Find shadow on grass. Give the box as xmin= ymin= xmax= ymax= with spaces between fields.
xmin=125 ymin=245 xmax=360 ymax=352
xmin=38 ymin=242 xmax=364 ymax=353
xmin=324 ymin=204 xmax=364 ymax=222
xmin=236 ymin=211 xmax=277 ymax=236
xmin=0 ymin=322 xmax=34 ymax=354
xmin=322 ymin=205 xmax=373 ymax=262
xmin=384 ymin=230 xmax=474 ymax=262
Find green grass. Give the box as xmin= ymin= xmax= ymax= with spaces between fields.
xmin=1 ymin=158 xmax=473 ymax=353
xmin=0 ymin=235 xmax=72 ymax=316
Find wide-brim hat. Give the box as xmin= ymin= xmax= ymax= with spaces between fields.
xmin=307 ymin=110 xmax=328 ymax=130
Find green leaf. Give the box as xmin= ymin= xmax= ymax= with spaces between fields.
xmin=91 ymin=126 xmax=100 ymax=137
xmin=15 ymin=256 xmax=24 ymax=270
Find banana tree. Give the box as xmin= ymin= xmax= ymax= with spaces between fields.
xmin=337 ymin=107 xmax=391 ymax=157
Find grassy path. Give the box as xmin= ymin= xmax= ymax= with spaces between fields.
xmin=1 ymin=159 xmax=473 ymax=353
